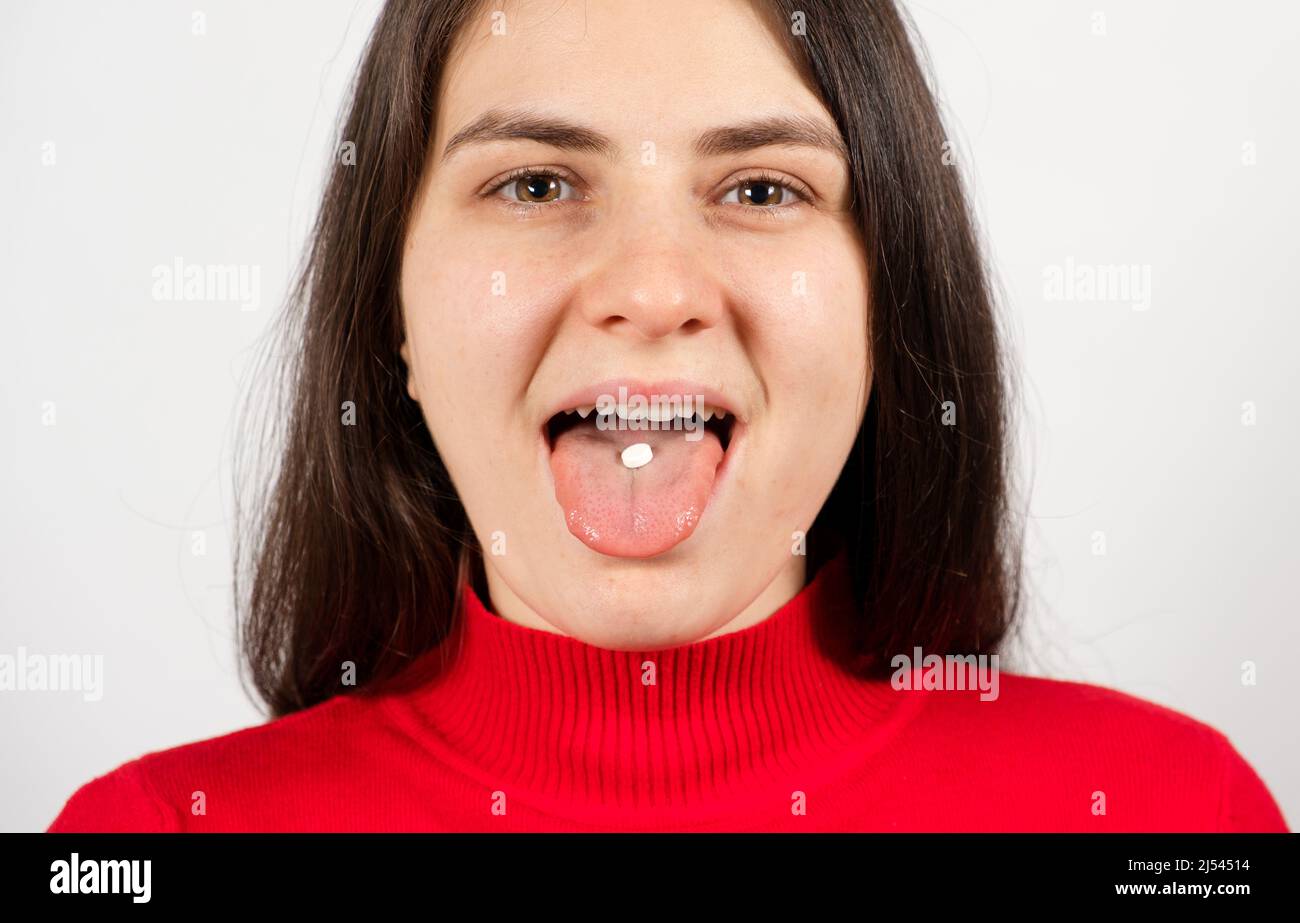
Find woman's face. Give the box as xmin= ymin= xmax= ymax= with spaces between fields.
xmin=400 ymin=0 xmax=869 ymax=647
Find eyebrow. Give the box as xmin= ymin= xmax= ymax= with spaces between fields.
xmin=439 ymin=106 xmax=849 ymax=165
xmin=693 ymin=115 xmax=849 ymax=162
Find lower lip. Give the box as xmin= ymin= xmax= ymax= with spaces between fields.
xmin=537 ymin=418 xmax=746 ymax=550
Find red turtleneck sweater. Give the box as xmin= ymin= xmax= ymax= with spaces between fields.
xmin=47 ymin=555 xmax=1287 ymax=832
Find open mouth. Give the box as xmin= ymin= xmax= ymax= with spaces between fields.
xmin=542 ymin=393 xmax=741 ymax=559
xmin=544 ymin=402 xmax=736 ymax=453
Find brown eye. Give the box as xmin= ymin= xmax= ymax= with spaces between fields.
xmin=741 ymin=181 xmax=783 ymax=206
xmin=515 ymin=174 xmax=562 ymax=203
xmin=720 ymin=175 xmax=805 ymax=208
xmin=490 ymin=170 xmax=580 ymax=205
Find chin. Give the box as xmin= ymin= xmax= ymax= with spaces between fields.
xmin=550 ymin=565 xmax=730 ymax=650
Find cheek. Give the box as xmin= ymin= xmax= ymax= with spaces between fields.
xmin=721 ymin=231 xmax=868 ymax=524
xmin=401 ymin=224 xmax=567 ymax=438
xmin=723 ymin=230 xmax=869 ymax=418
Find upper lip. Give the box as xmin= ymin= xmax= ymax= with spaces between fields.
xmin=543 ymin=377 xmax=745 ymax=425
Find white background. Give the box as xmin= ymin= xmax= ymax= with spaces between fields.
xmin=2 ymin=0 xmax=1296 ymax=831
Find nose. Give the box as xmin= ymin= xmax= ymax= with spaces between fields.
xmin=573 ymin=214 xmax=726 ymax=340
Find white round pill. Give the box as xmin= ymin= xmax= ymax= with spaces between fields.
xmin=621 ymin=442 xmax=653 ymax=469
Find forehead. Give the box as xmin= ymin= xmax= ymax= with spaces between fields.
xmin=433 ymin=0 xmax=828 ymax=155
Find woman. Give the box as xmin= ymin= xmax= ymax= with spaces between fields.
xmin=48 ymin=0 xmax=1286 ymax=832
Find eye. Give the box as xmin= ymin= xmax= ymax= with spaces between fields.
xmin=719 ymin=173 xmax=811 ymax=208
xmin=485 ymin=168 xmax=582 ymax=206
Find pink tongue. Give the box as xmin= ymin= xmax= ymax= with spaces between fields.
xmin=550 ymin=421 xmax=723 ymax=557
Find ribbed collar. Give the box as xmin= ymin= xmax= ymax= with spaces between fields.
xmin=381 ymin=553 xmax=922 ymax=825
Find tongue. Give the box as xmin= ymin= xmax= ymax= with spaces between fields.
xmin=550 ymin=420 xmax=723 ymax=557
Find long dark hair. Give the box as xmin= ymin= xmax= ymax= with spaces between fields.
xmin=236 ymin=0 xmax=1024 ymax=718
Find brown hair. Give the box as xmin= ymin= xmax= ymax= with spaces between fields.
xmin=236 ymin=0 xmax=1024 ymax=717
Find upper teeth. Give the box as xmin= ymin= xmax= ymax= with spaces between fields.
xmin=562 ymin=401 xmax=728 ymax=422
